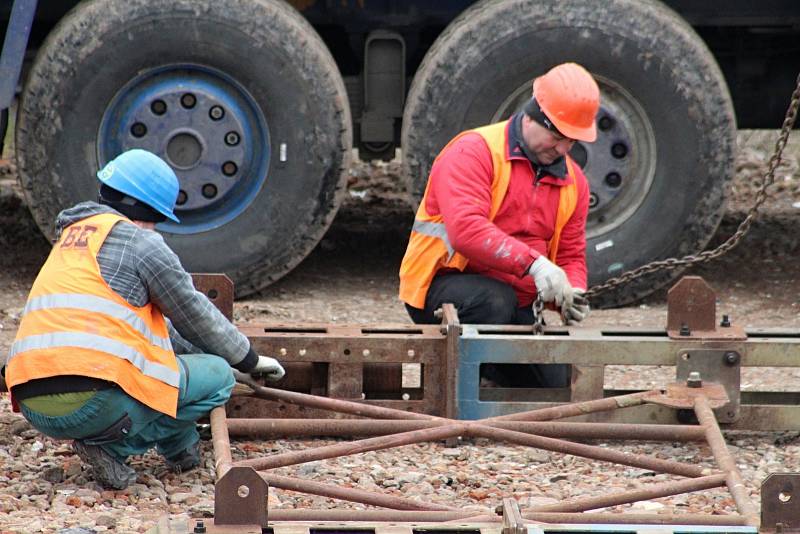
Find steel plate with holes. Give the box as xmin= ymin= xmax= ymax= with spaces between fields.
xmin=676 ymin=349 xmax=742 ymax=423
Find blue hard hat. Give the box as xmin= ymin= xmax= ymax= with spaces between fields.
xmin=96 ymin=149 xmax=181 ymax=223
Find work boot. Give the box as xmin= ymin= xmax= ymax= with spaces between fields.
xmin=72 ymin=440 xmax=137 ymax=490
xmin=164 ymin=440 xmax=201 ymax=473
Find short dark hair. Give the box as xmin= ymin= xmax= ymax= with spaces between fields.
xmin=523 ymin=96 xmax=569 ymax=139
xmin=98 ymin=184 xmax=167 ymax=223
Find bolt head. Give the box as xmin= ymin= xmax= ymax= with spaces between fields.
xmin=686 ymin=371 xmax=702 ymax=388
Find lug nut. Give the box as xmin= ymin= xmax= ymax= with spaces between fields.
xmin=679 ymin=323 xmax=691 ymax=336
xmin=686 ymin=371 xmax=702 ymax=388
xmin=611 ymin=142 xmax=628 ymax=159
xmin=222 ymin=161 xmax=238 ymax=176
xmin=151 ymin=99 xmax=167 ymax=115
xmin=209 ymin=105 xmax=225 ymax=120
xmin=720 ymin=314 xmax=731 ymax=327
xmin=225 ymin=131 xmax=240 ymax=146
xmin=202 ymin=184 xmax=218 ymax=199
xmin=130 ymin=122 xmax=147 ymax=138
xmin=598 ymin=115 xmax=615 ymax=131
xmin=181 ymin=93 xmax=197 ymax=109
xmin=605 ymin=172 xmax=622 ymax=188
xmin=194 ymin=520 xmax=207 ymax=533
xmin=724 ymin=351 xmax=740 ymax=366
xmin=588 ymin=192 xmax=599 ymax=208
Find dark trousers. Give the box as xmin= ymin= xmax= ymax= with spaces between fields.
xmin=405 ymin=273 xmax=569 ymax=387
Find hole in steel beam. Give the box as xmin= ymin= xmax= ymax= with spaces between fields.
xmin=361 ymin=328 xmax=425 ymax=334
xmin=237 ymin=485 xmax=249 ymax=498
xmin=263 ymin=327 xmax=328 ymax=333
xmin=362 ymin=363 xmax=424 ymax=400
xmin=478 ymin=363 xmax=572 ymax=390
xmin=779 ymin=491 xmax=792 ymax=502
xmin=600 ymin=330 xmax=668 ymax=337
xmin=475 ymin=329 xmax=569 ymax=336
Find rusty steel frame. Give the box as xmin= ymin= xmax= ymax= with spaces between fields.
xmin=184 ymin=274 xmax=799 ymax=531
xmin=191 ymin=276 xmax=800 ymax=432
xmin=207 ymin=377 xmax=764 ymax=530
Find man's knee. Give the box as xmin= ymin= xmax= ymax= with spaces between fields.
xmin=179 ymin=354 xmax=235 ymax=403
xmin=475 ymin=289 xmax=518 ymax=324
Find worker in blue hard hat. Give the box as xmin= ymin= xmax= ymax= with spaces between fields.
xmin=2 ymin=149 xmax=285 ymax=489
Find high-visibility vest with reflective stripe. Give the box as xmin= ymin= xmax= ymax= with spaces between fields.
xmin=399 ymin=120 xmax=579 ymax=309
xmin=6 ymin=213 xmax=180 ymax=417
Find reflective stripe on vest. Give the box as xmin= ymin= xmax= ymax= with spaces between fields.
xmin=9 ymin=332 xmax=180 ymax=387
xmin=22 ymin=293 xmax=173 ymax=352
xmin=399 ymin=120 xmax=579 ymax=309
xmin=412 ymin=220 xmax=455 ymax=260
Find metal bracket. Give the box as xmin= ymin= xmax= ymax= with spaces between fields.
xmin=499 ymin=497 xmax=526 ymax=534
xmin=666 ymin=277 xmax=746 ymax=340
xmin=214 ymin=467 xmax=268 ymax=528
xmin=191 ymin=273 xmax=234 ymax=321
xmin=761 ymin=473 xmax=800 ymax=532
xmin=676 ymin=349 xmax=741 ymax=422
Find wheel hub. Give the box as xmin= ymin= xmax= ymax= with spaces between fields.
xmin=98 ymin=65 xmax=270 ymax=233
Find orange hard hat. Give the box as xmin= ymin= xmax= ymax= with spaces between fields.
xmin=532 ymin=63 xmax=600 ymax=142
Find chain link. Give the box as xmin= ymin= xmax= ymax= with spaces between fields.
xmin=532 ymin=294 xmax=545 ymax=335
xmin=585 ymin=72 xmax=800 ymax=299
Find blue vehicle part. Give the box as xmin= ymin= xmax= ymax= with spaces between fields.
xmin=97 ymin=64 xmax=270 ymax=234
xmin=0 ymin=0 xmax=37 ymax=110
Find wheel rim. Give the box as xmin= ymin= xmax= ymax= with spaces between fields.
xmin=491 ymin=74 xmax=657 ymax=239
xmin=98 ymin=64 xmax=270 ymax=234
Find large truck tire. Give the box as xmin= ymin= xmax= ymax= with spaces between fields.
xmin=16 ymin=0 xmax=351 ymax=297
xmin=402 ymin=0 xmax=736 ymax=307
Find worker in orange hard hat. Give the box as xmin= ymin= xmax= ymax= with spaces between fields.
xmin=399 ymin=62 xmax=599 ymax=386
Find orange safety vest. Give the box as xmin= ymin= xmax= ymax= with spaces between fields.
xmin=399 ymin=121 xmax=579 ymax=309
xmin=6 ymin=213 xmax=180 ymax=417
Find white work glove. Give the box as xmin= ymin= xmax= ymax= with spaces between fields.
xmin=528 ymin=256 xmax=573 ymax=307
xmin=251 ymin=355 xmax=285 ymax=381
xmin=562 ymin=289 xmax=590 ymax=324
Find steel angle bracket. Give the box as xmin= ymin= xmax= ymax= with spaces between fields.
xmin=676 ymin=348 xmax=742 ymax=423
xmin=762 ymin=473 xmax=800 ymax=533
xmin=214 ymin=467 xmax=268 ymax=529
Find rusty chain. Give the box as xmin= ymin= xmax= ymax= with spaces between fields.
xmin=585 ymin=71 xmax=800 ymax=299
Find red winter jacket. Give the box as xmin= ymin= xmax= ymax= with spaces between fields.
xmin=424 ymin=116 xmax=589 ymax=307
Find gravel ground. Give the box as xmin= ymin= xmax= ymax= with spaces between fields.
xmin=0 ymin=130 xmax=799 ymax=533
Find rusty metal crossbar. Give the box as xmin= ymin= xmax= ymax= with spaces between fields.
xmin=206 ymin=378 xmax=762 ymax=531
